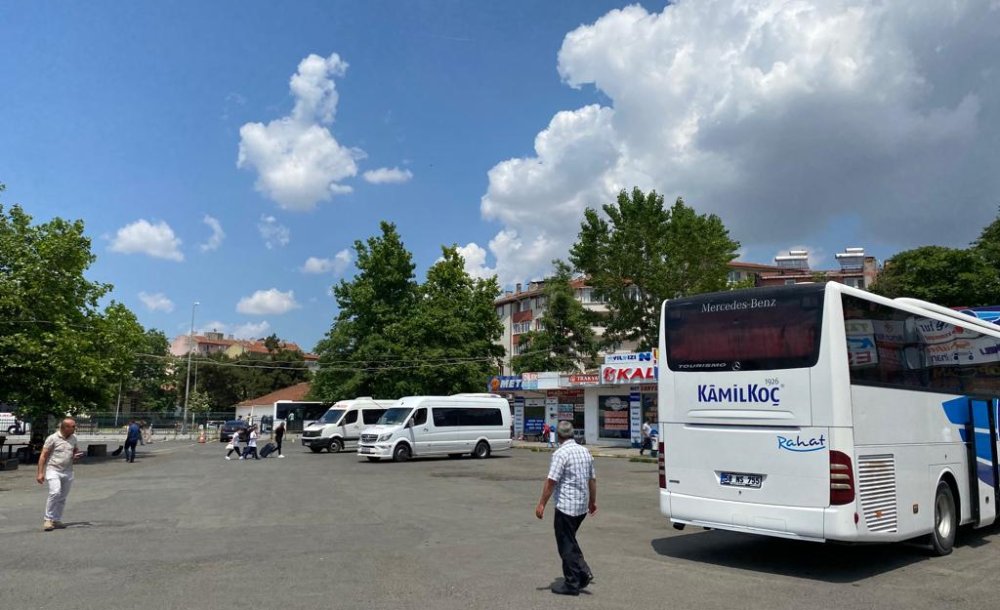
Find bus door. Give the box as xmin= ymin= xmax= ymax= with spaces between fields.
xmin=965 ymin=397 xmax=1000 ymax=528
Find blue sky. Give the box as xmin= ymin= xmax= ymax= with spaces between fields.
xmin=3 ymin=1 xmax=999 ymax=351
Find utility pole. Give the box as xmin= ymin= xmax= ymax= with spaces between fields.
xmin=182 ymin=301 xmax=200 ymax=435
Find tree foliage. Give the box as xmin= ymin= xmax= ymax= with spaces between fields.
xmin=311 ymin=224 xmax=504 ymax=400
xmin=194 ymin=349 xmax=310 ymax=411
xmin=870 ymin=245 xmax=1000 ymax=306
xmin=570 ymin=188 xmax=740 ymax=350
xmin=0 ymin=191 xmax=114 ymax=423
xmin=511 ymin=261 xmax=598 ymax=374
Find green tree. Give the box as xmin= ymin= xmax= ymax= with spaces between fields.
xmin=195 ymin=349 xmax=310 ymax=411
xmin=312 ymin=221 xmax=419 ymax=399
xmin=512 ymin=261 xmax=598 ymax=374
xmin=0 ymin=190 xmax=114 ymax=427
xmin=99 ymin=301 xmax=147 ymax=414
xmin=972 ymin=205 xmax=1000 ymax=270
xmin=129 ymin=329 xmax=176 ymax=412
xmin=570 ymin=188 xmax=740 ymax=350
xmin=870 ymin=246 xmax=1000 ymax=306
xmin=401 ymin=246 xmax=505 ymax=394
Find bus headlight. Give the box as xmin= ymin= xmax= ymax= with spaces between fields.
xmin=378 ymin=432 xmax=394 ymax=442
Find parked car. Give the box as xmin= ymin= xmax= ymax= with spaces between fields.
xmin=219 ymin=420 xmax=249 ymax=443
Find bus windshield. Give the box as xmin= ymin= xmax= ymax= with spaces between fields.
xmin=378 ymin=407 xmax=412 ymax=426
xmin=665 ymin=285 xmax=825 ymax=372
xmin=316 ymin=409 xmax=345 ymax=424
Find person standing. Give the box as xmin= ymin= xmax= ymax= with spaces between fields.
xmin=273 ymin=421 xmax=286 ymax=458
xmin=541 ymin=422 xmax=551 ymax=447
xmin=535 ymin=421 xmax=596 ymax=596
xmin=640 ymin=417 xmax=652 ymax=456
xmin=242 ymin=425 xmax=259 ymax=460
xmin=547 ymin=421 xmax=557 ymax=449
xmin=36 ymin=418 xmax=83 ymax=532
xmin=124 ymin=419 xmax=141 ymax=463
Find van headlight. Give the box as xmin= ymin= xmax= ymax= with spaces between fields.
xmin=378 ymin=432 xmax=394 ymax=442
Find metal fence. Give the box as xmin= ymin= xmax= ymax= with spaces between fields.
xmin=75 ymin=411 xmax=238 ymax=439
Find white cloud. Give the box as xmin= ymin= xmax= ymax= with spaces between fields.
xmin=454 ymin=243 xmax=496 ymax=280
xmin=232 ymin=321 xmax=272 ymax=340
xmin=363 ymin=167 xmax=413 ymax=184
xmin=301 ymin=249 xmax=352 ymax=275
xmin=479 ymin=1 xmax=1000 ymax=285
xmin=236 ymin=289 xmax=300 ymax=315
xmin=199 ymin=215 xmax=225 ymax=252
xmin=237 ymin=53 xmax=364 ymax=210
xmin=258 ymin=215 xmax=290 ymax=249
xmin=138 ymin=292 xmax=175 ymax=313
xmin=109 ymin=220 xmax=184 ymax=262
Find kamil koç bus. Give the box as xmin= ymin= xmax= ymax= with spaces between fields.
xmin=657 ymin=282 xmax=1000 ymax=555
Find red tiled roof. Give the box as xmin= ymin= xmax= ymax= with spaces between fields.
xmin=236 ymin=382 xmax=312 ymax=407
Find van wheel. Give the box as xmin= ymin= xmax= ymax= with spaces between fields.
xmin=328 ymin=439 xmax=343 ymax=453
xmin=473 ymin=441 xmax=491 ymax=459
xmin=393 ymin=444 xmax=411 ymax=462
xmin=930 ymin=480 xmax=957 ymax=556
xmin=309 ymin=446 xmax=323 ymax=454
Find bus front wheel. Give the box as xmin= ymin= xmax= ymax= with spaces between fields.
xmin=328 ymin=438 xmax=343 ymax=453
xmin=930 ymin=480 xmax=957 ymax=556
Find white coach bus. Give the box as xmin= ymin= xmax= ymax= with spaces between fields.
xmin=657 ymin=283 xmax=1000 ymax=555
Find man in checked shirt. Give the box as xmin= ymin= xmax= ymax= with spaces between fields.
xmin=535 ymin=420 xmax=597 ymax=596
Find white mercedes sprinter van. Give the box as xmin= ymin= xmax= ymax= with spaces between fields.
xmin=357 ymin=394 xmax=512 ymax=462
xmin=301 ymin=398 xmax=395 ymax=453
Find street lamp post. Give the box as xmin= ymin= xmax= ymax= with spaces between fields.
xmin=182 ymin=301 xmax=200 ymax=435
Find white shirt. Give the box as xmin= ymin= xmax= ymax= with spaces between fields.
xmin=641 ymin=421 xmax=652 ymax=439
xmin=248 ymin=430 xmax=258 ymax=448
xmin=547 ymin=439 xmax=595 ymax=517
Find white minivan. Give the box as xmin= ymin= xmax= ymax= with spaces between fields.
xmin=300 ymin=398 xmax=395 ymax=453
xmin=357 ymin=394 xmax=512 ymax=462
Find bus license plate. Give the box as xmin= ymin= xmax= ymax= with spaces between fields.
xmin=359 ymin=447 xmax=371 ymax=454
xmin=720 ymin=472 xmax=762 ymax=488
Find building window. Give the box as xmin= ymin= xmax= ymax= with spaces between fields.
xmin=535 ymin=320 xmax=545 ymax=331
xmin=513 ymin=321 xmax=532 ymax=334
xmin=727 ymin=270 xmax=742 ymax=283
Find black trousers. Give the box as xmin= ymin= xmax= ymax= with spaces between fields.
xmin=554 ymin=509 xmax=591 ymax=589
xmin=275 ymin=437 xmax=283 ymax=455
xmin=124 ymin=440 xmax=138 ymax=462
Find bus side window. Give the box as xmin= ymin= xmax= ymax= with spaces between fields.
xmin=412 ymin=408 xmax=427 ymax=426
xmin=343 ymin=410 xmax=358 ymax=424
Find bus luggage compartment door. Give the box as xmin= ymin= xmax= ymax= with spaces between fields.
xmin=965 ymin=398 xmax=999 ymax=528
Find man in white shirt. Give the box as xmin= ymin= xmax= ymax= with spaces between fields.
xmin=36 ymin=418 xmax=83 ymax=531
xmin=640 ymin=417 xmax=653 ymax=455
xmin=535 ymin=421 xmax=597 ymax=596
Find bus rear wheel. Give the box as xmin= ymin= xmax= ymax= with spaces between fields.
xmin=328 ymin=439 xmax=343 ymax=453
xmin=930 ymin=480 xmax=957 ymax=556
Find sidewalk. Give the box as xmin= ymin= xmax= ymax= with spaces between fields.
xmin=512 ymin=440 xmax=657 ymax=460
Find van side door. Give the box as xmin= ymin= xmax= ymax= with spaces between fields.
xmin=410 ymin=407 xmax=430 ymax=455
xmin=341 ymin=409 xmax=359 ymax=447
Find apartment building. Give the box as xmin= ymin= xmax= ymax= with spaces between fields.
xmin=169 ymin=331 xmax=320 ymax=369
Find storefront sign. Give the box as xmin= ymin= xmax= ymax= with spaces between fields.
xmin=630 ymin=389 xmax=642 ymax=447
xmin=604 ymin=349 xmax=658 ymax=364
xmin=513 ymin=397 xmax=524 ymax=438
xmin=566 ymin=374 xmax=600 ymax=386
xmin=522 ymin=372 xmax=539 ymax=390
xmin=487 ymin=375 xmax=522 ymax=392
xmin=599 ymin=395 xmax=631 ymax=439
xmin=601 ymin=363 xmax=658 ymax=383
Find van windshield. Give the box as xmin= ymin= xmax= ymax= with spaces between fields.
xmin=316 ymin=409 xmax=345 ymax=424
xmin=378 ymin=407 xmax=412 ymax=426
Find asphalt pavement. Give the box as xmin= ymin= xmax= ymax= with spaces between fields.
xmin=1 ymin=439 xmax=998 ymax=609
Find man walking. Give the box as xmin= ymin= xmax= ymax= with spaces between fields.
xmin=640 ymin=417 xmax=652 ymax=456
xmin=242 ymin=425 xmax=260 ymax=460
xmin=535 ymin=421 xmax=596 ymax=596
xmin=36 ymin=418 xmax=83 ymax=532
xmin=124 ymin=419 xmax=141 ymax=463
xmin=273 ymin=420 xmax=286 ymax=458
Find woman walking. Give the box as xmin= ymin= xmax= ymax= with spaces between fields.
xmin=242 ymin=425 xmax=260 ymax=460
xmin=225 ymin=428 xmax=243 ymax=460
